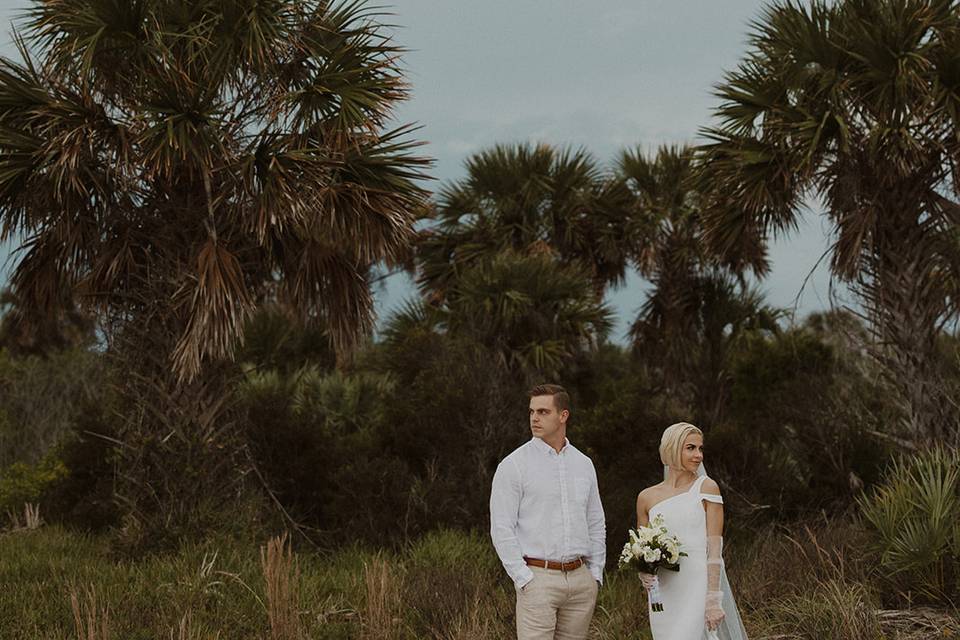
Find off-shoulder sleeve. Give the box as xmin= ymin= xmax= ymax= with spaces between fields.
xmin=701 ymin=493 xmax=723 ymax=504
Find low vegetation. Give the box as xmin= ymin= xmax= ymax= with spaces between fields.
xmin=1 ymin=523 xmax=955 ymax=640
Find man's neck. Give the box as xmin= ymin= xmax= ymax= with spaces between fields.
xmin=540 ymin=433 xmax=567 ymax=452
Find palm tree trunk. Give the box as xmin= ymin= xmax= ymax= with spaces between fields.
xmin=857 ymin=218 xmax=955 ymax=446
xmin=110 ymin=310 xmax=252 ymax=548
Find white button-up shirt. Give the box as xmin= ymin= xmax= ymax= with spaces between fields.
xmin=490 ymin=437 xmax=606 ymax=589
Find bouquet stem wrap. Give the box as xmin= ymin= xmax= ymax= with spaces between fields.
xmin=647 ymin=574 xmax=664 ymax=612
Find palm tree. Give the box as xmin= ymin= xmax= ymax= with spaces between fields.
xmin=416 ymin=142 xmax=635 ymax=300
xmin=0 ymin=0 xmax=428 ymax=539
xmin=387 ymin=251 xmax=613 ymax=381
xmin=618 ymin=145 xmax=774 ymax=421
xmin=698 ymin=0 xmax=960 ymax=445
xmin=445 ymin=251 xmax=614 ymax=378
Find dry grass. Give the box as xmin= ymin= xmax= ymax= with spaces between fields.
xmin=877 ymin=607 xmax=960 ymax=639
xmin=756 ymin=578 xmax=883 ymax=640
xmin=730 ymin=517 xmax=874 ymax=611
xmin=434 ymin=592 xmax=507 ymax=640
xmin=260 ymin=533 xmax=302 ymax=640
xmin=169 ymin=613 xmax=222 ymax=640
xmin=360 ymin=555 xmax=405 ymax=640
xmin=69 ymin=583 xmax=110 ymax=640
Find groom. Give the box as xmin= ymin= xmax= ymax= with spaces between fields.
xmin=490 ymin=384 xmax=606 ymax=640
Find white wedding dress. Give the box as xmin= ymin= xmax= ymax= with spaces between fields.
xmin=648 ymin=474 xmax=748 ymax=640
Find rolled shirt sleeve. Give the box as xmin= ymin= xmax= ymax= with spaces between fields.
xmin=490 ymin=458 xmax=535 ymax=589
xmin=584 ymin=463 xmax=606 ymax=584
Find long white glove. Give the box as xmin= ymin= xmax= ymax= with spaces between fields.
xmin=705 ymin=536 xmax=725 ymax=630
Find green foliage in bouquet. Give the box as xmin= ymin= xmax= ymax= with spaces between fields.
xmin=859 ymin=446 xmax=959 ymax=604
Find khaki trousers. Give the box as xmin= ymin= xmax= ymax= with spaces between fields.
xmin=516 ymin=564 xmax=598 ymax=640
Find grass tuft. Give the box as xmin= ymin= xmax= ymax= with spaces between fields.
xmin=69 ymin=583 xmax=110 ymax=640
xmin=260 ymin=534 xmax=302 ymax=640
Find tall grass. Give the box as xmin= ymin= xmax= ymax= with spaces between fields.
xmin=758 ymin=578 xmax=883 ymax=640
xmin=69 ymin=584 xmax=110 ymax=640
xmin=360 ymin=555 xmax=403 ymax=639
xmin=0 ymin=523 xmax=956 ymax=639
xmin=261 ymin=534 xmax=302 ymax=640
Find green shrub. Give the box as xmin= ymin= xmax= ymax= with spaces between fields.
xmin=403 ymin=530 xmax=507 ymax=636
xmin=0 ymin=347 xmax=104 ymax=468
xmin=719 ymin=322 xmax=892 ymax=519
xmin=859 ymin=446 xmax=960 ymax=604
xmin=43 ymin=398 xmax=121 ymax=531
xmin=0 ymin=454 xmax=68 ymax=514
xmin=238 ymin=366 xmax=414 ymax=544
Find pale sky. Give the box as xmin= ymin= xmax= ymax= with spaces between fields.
xmin=0 ymin=0 xmax=847 ymax=342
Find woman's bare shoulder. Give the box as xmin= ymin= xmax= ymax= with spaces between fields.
xmin=636 ymin=483 xmax=665 ymax=505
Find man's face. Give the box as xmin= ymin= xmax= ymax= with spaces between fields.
xmin=529 ymin=394 xmax=568 ymax=442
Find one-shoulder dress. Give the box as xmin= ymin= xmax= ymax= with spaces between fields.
xmin=648 ymin=475 xmax=723 ymax=640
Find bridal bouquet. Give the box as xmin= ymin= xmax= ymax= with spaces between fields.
xmin=618 ymin=513 xmax=686 ymax=612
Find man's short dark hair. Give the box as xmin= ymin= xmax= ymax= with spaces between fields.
xmin=529 ymin=383 xmax=570 ymax=413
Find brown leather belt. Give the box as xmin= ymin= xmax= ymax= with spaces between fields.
xmin=523 ymin=556 xmax=584 ymax=572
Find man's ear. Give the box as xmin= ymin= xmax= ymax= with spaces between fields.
xmin=560 ymin=409 xmax=570 ymax=424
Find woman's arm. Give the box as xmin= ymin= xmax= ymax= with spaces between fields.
xmin=635 ymin=489 xmax=657 ymax=586
xmin=702 ymin=477 xmax=726 ymax=630
xmin=702 ymin=477 xmax=724 ymax=536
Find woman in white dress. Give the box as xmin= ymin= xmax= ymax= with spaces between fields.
xmin=635 ymin=422 xmax=748 ymax=640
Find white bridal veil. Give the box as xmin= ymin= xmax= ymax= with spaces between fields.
xmin=663 ymin=463 xmax=749 ymax=640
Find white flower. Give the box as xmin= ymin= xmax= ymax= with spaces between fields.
xmin=643 ymin=548 xmax=662 ymax=563
xmin=631 ymin=542 xmax=645 ymax=557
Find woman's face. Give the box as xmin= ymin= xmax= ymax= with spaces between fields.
xmin=680 ymin=432 xmax=704 ymax=473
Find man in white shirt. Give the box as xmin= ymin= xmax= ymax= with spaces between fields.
xmin=490 ymin=384 xmax=606 ymax=640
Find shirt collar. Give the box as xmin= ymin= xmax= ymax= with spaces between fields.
xmin=531 ymin=436 xmax=571 ymax=456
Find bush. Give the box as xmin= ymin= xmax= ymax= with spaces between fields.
xmin=859 ymin=446 xmax=960 ymax=605
xmin=44 ymin=397 xmax=121 ymax=531
xmin=402 ymin=530 xmax=508 ymax=637
xmin=0 ymin=347 xmax=104 ymax=468
xmin=716 ymin=322 xmax=891 ymax=520
xmin=373 ymin=330 xmax=528 ymax=536
xmin=0 ymin=453 xmax=68 ymax=514
xmin=239 ymin=366 xmax=415 ymax=543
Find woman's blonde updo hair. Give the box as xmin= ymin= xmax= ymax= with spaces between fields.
xmin=659 ymin=422 xmax=703 ymax=468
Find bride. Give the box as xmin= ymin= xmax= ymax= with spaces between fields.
xmin=635 ymin=422 xmax=748 ymax=640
